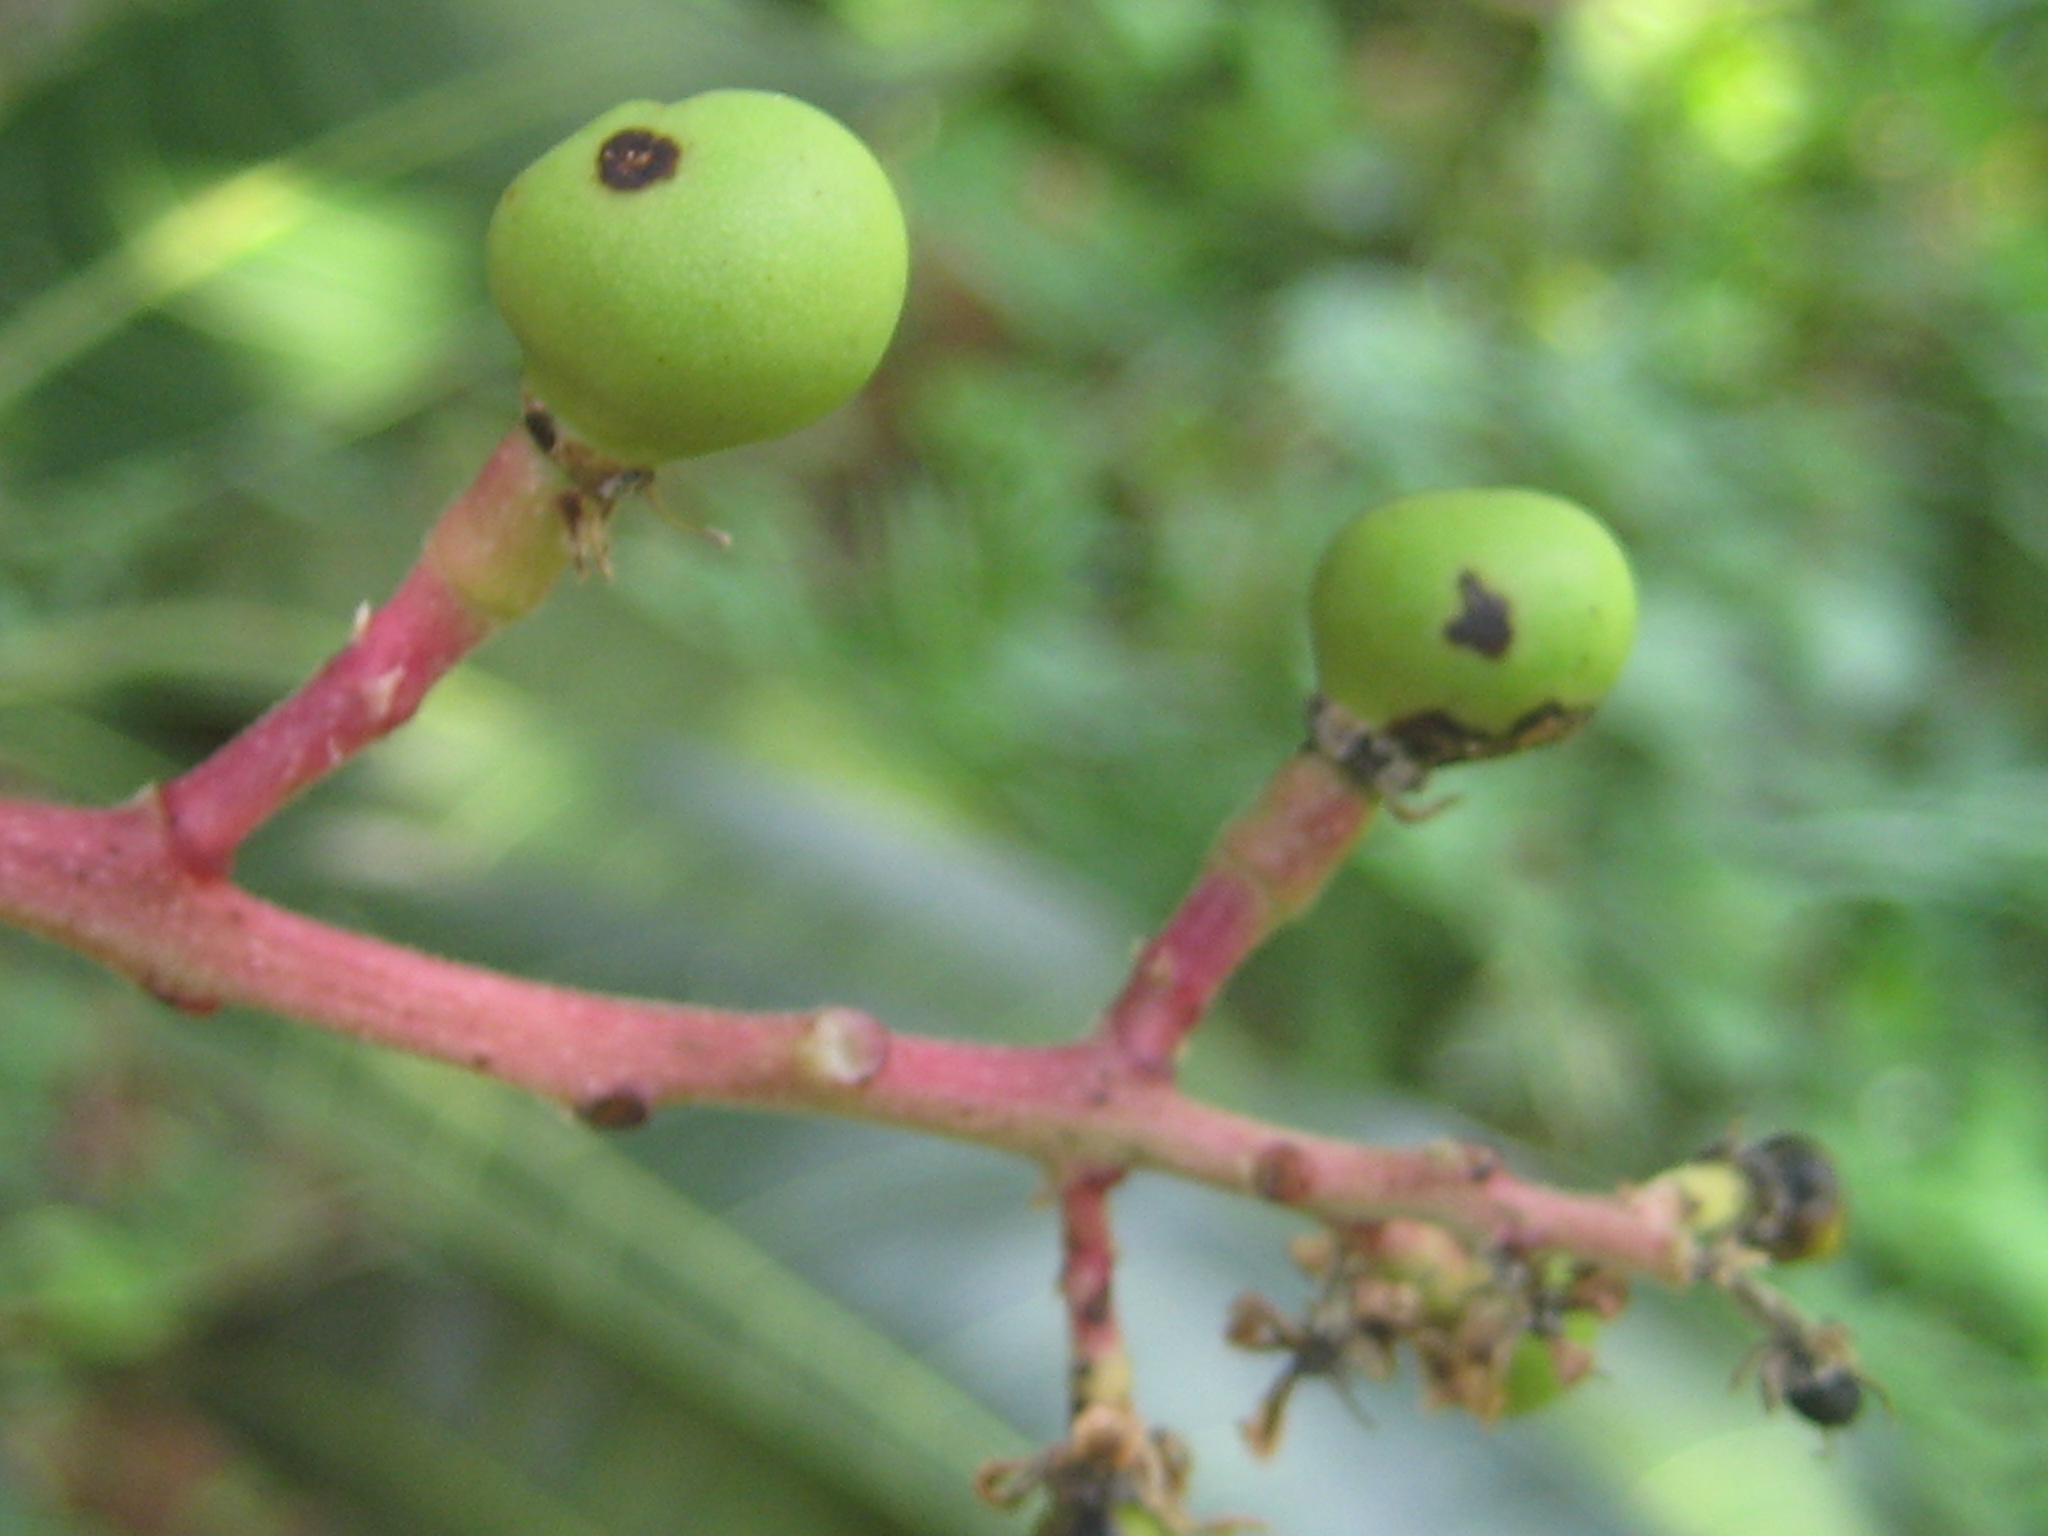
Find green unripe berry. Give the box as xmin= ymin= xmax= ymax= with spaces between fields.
xmin=1309 ymin=488 xmax=1636 ymax=774
xmin=1500 ymin=1311 xmax=1601 ymax=1416
xmin=486 ymin=91 xmax=908 ymax=466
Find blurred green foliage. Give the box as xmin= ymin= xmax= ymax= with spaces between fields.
xmin=3 ymin=0 xmax=2047 ymax=1532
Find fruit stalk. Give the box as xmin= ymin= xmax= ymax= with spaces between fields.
xmin=0 ymin=789 xmax=1690 ymax=1278
xmin=1059 ymin=1169 xmax=1134 ymax=1416
xmin=1098 ymin=750 xmax=1374 ymax=1075
xmin=152 ymin=426 xmax=570 ymax=877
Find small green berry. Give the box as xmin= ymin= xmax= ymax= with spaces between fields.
xmin=486 ymin=90 xmax=908 ymax=466
xmin=1500 ymin=1311 xmax=1601 ymax=1416
xmin=1308 ymin=488 xmax=1637 ymax=778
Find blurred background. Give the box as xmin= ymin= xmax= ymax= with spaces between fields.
xmin=2 ymin=0 xmax=2045 ymax=1531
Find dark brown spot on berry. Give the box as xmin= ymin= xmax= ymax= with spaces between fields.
xmin=523 ymin=406 xmax=558 ymax=453
xmin=597 ymin=129 xmax=681 ymax=191
xmin=1444 ymin=570 xmax=1513 ymax=659
xmin=1385 ymin=699 xmax=1588 ymax=769
xmin=578 ymin=1090 xmax=650 ymax=1130
xmin=1384 ymin=709 xmax=1484 ymax=767
xmin=1499 ymin=699 xmax=1587 ymax=752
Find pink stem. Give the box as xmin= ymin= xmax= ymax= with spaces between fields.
xmin=154 ymin=427 xmax=570 ymax=878
xmin=0 ymin=418 xmax=1695 ymax=1297
xmin=1059 ymin=1169 xmax=1131 ymax=1414
xmin=0 ymin=794 xmax=1691 ymax=1282
xmin=154 ymin=565 xmax=486 ymax=878
xmin=1099 ymin=751 xmax=1373 ymax=1073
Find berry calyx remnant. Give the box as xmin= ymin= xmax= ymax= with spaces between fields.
xmin=1733 ymin=1132 xmax=1846 ymax=1263
xmin=486 ymin=90 xmax=909 ymax=468
xmin=1307 ymin=488 xmax=1637 ymax=794
xmin=1745 ymin=1317 xmax=1876 ymax=1430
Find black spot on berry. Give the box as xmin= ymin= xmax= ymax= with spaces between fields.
xmin=1384 ymin=709 xmax=1484 ymax=768
xmin=1444 ymin=570 xmax=1513 ymax=659
xmin=523 ymin=406 xmax=558 ymax=453
xmin=1384 ymin=699 xmax=1588 ymax=769
xmin=596 ymin=129 xmax=682 ymax=191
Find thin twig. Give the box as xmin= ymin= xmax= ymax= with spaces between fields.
xmin=0 ymin=419 xmax=1700 ymax=1288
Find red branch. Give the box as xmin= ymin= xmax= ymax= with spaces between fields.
xmin=1097 ymin=752 xmax=1372 ymax=1073
xmin=1060 ymin=1169 xmax=1131 ymax=1415
xmin=154 ymin=564 xmax=488 ymax=879
xmin=0 ymin=792 xmax=1690 ymax=1281
xmin=0 ymin=421 xmax=1700 ymax=1295
xmin=154 ymin=427 xmax=570 ymax=878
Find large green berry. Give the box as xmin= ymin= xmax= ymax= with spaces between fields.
xmin=486 ymin=91 xmax=908 ymax=466
xmin=1309 ymin=488 xmax=1636 ymax=770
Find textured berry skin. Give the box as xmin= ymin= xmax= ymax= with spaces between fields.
xmin=1309 ymin=488 xmax=1637 ymax=767
xmin=486 ymin=91 xmax=908 ymax=466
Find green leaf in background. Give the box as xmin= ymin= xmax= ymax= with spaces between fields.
xmin=166 ymin=1016 xmax=1025 ymax=1535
